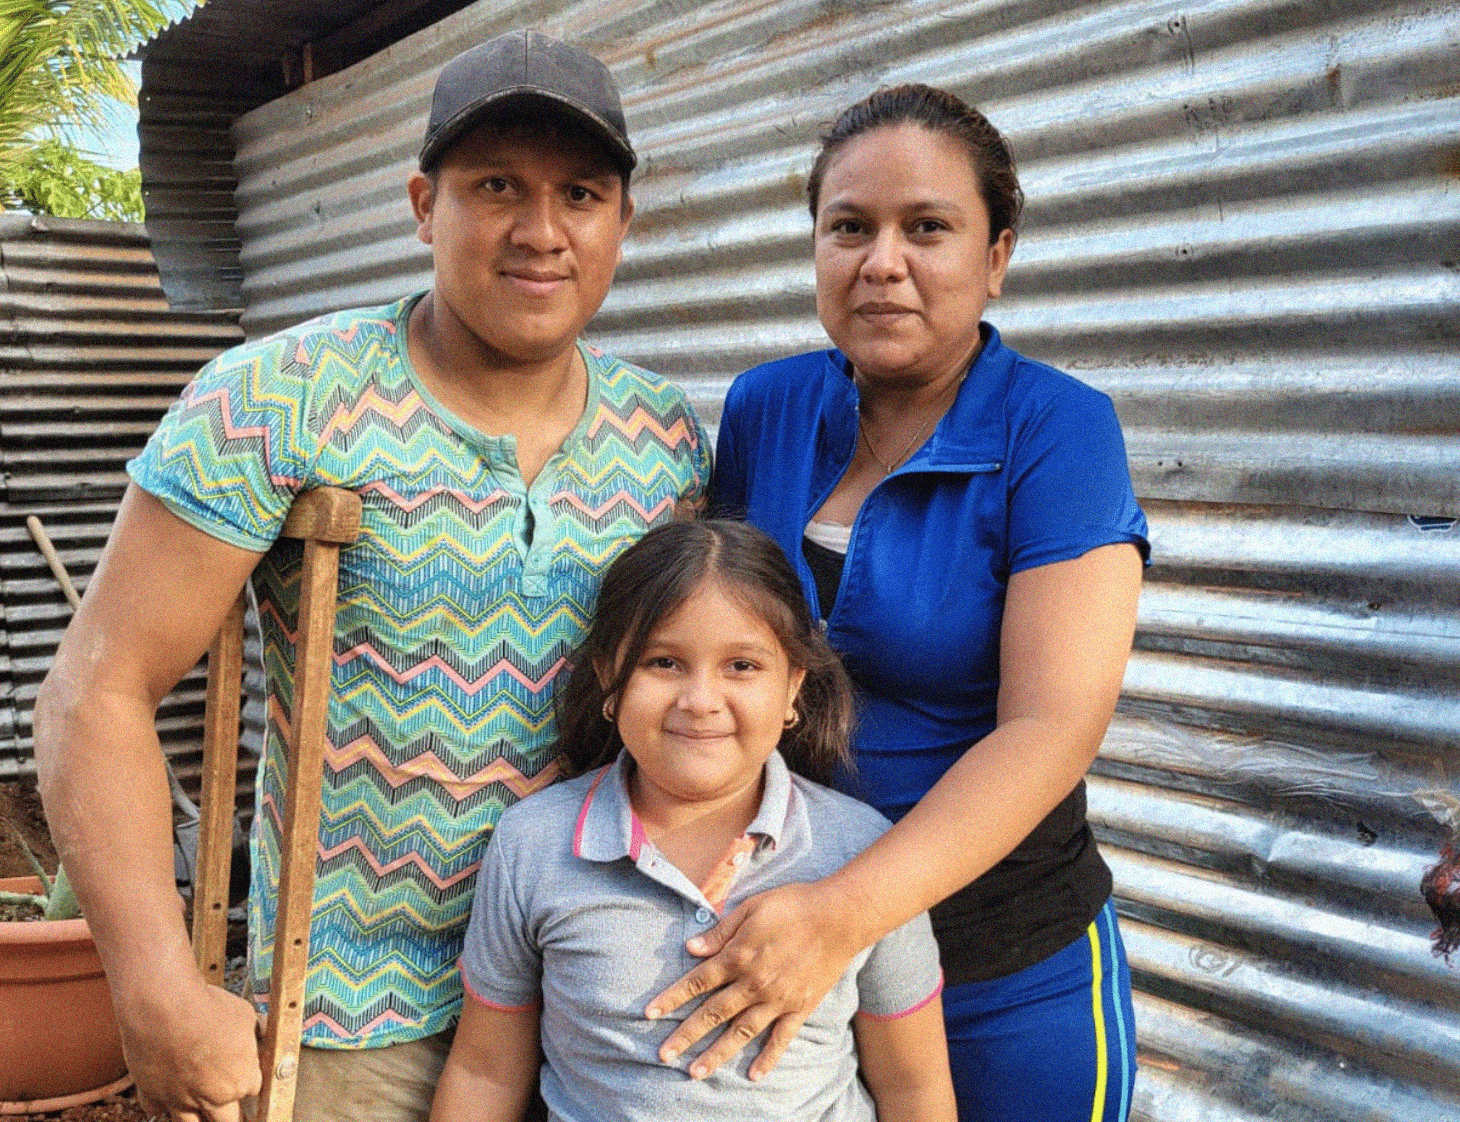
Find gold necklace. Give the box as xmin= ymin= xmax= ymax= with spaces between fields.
xmin=858 ymin=372 xmax=967 ymax=475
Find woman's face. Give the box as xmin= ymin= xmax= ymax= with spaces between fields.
xmin=813 ymin=123 xmax=1014 ymax=387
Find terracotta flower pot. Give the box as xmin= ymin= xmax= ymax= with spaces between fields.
xmin=0 ymin=875 xmax=131 ymax=1113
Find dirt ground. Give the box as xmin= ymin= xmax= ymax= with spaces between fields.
xmin=10 ymin=1094 xmax=151 ymax=1122
xmin=2 ymin=778 xmax=247 ymax=1122
xmin=0 ymin=780 xmax=60 ymax=879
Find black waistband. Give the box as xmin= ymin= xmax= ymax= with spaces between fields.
xmin=930 ymin=783 xmax=1112 ymax=984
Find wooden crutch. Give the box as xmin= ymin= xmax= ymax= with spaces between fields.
xmin=191 ymin=487 xmax=361 ymax=1122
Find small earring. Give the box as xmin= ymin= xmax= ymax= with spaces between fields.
xmin=602 ymin=699 xmax=616 ymax=721
xmin=783 ymin=708 xmax=800 ymax=730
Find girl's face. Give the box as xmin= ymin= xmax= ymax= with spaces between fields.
xmin=813 ymin=123 xmax=1013 ymax=388
xmin=610 ymin=580 xmax=805 ymax=819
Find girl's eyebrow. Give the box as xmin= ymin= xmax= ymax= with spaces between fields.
xmin=720 ymin=639 xmax=781 ymax=657
xmin=641 ymin=636 xmax=781 ymax=657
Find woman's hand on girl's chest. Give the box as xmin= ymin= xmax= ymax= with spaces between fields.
xmin=643 ymin=878 xmax=870 ymax=1081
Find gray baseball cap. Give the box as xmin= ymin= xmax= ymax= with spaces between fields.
xmin=420 ymin=30 xmax=636 ymax=174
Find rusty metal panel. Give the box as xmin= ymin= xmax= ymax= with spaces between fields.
xmin=137 ymin=0 xmax=483 ymax=310
xmin=210 ymin=0 xmax=1460 ymax=518
xmin=0 ymin=214 xmax=245 ymax=809
xmin=136 ymin=0 xmax=1460 ymax=1116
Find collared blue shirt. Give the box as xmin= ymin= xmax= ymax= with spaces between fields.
xmin=712 ymin=326 xmax=1149 ymax=823
xmin=460 ymin=751 xmax=942 ymax=1122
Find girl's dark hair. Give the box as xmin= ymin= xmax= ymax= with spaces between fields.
xmin=555 ymin=520 xmax=856 ymax=787
xmin=806 ymin=83 xmax=1024 ymax=245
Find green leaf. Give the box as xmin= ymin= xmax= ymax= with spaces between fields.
xmin=42 ymin=863 xmax=82 ymax=920
xmin=0 ymin=137 xmax=143 ymax=219
xmin=0 ymin=0 xmax=199 ymax=179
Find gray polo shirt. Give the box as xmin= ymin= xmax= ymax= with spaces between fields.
xmin=459 ymin=750 xmax=942 ymax=1122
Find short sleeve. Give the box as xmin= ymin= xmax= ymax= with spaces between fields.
xmin=683 ymin=404 xmax=715 ymax=512
xmin=856 ymin=909 xmax=943 ymax=1019
xmin=127 ymin=334 xmax=317 ymax=551
xmin=459 ymin=822 xmax=542 ymax=1011
xmin=1006 ymin=386 xmax=1149 ymax=574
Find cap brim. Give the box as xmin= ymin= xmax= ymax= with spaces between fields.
xmin=419 ymin=88 xmax=636 ymax=174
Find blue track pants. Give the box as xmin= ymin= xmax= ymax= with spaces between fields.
xmin=941 ymin=898 xmax=1136 ymax=1122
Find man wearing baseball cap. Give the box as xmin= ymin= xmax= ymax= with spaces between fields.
xmin=36 ymin=30 xmax=708 ymax=1122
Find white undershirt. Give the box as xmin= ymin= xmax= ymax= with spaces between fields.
xmin=804 ymin=518 xmax=852 ymax=555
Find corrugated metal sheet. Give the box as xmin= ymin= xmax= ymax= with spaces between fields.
xmin=0 ymin=214 xmax=245 ymax=807
xmin=137 ymin=0 xmax=481 ymax=311
xmin=137 ymin=1 xmax=1460 ymax=1117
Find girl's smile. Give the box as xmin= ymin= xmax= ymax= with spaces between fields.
xmin=610 ymin=580 xmax=805 ymax=829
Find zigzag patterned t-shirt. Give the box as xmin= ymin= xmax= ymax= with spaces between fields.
xmin=128 ymin=294 xmax=711 ymax=1047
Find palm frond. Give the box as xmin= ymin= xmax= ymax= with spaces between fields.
xmin=0 ymin=0 xmax=191 ymax=178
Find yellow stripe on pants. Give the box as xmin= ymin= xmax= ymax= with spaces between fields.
xmin=1086 ymin=920 xmax=1109 ymax=1122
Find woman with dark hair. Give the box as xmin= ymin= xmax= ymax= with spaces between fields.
xmin=647 ymin=86 xmax=1149 ymax=1121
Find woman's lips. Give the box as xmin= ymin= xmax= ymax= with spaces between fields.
xmin=855 ymin=300 xmax=916 ymax=316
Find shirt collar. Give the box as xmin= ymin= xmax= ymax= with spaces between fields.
xmin=571 ymin=750 xmax=796 ymax=863
xmin=744 ymin=750 xmax=793 ymax=848
xmin=828 ymin=322 xmax=1012 ymax=470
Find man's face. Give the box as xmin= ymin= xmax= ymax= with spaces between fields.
xmin=409 ymin=124 xmax=632 ymax=369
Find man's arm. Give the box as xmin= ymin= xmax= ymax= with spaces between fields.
xmin=431 ymin=999 xmax=541 ymax=1122
xmin=853 ymin=1002 xmax=957 ymax=1122
xmin=35 ymin=484 xmax=268 ymax=1122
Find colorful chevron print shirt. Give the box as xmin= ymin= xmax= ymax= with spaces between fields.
xmin=128 ymin=295 xmax=711 ymax=1047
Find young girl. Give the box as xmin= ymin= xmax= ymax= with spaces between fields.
xmin=431 ymin=520 xmax=955 ymax=1122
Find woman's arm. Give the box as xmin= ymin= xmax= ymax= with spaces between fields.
xmin=854 ymin=1002 xmax=958 ymax=1122
xmin=431 ymin=998 xmax=541 ymax=1122
xmin=646 ymin=542 xmax=1143 ymax=1078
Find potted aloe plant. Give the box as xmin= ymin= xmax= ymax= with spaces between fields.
xmin=0 ymin=839 xmax=131 ymax=1113
xmin=0 ymin=520 xmax=214 ymax=1110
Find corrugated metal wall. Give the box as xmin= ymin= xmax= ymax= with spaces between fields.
xmin=0 ymin=214 xmax=245 ymax=803
xmin=138 ymin=0 xmax=482 ymax=310
xmin=141 ymin=0 xmax=1460 ymax=1117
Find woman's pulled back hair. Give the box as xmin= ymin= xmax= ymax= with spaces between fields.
xmin=807 ymin=83 xmax=1024 ymax=244
xmin=555 ymin=520 xmax=856 ymax=787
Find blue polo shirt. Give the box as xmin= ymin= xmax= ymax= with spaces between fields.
xmin=460 ymin=751 xmax=942 ymax=1122
xmin=711 ymin=326 xmax=1148 ymax=981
